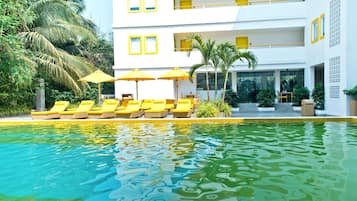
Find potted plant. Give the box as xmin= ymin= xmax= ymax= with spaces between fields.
xmin=343 ymin=85 xmax=357 ymax=116
xmin=312 ymin=84 xmax=325 ymax=110
xmin=256 ymin=89 xmax=275 ymax=111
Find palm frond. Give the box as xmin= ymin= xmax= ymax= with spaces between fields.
xmin=189 ymin=63 xmax=204 ymax=82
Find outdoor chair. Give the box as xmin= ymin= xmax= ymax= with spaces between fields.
xmin=31 ymin=101 xmax=70 ymax=120
xmin=88 ymin=99 xmax=119 ymax=119
xmin=116 ymin=100 xmax=143 ymax=118
xmin=172 ymin=99 xmax=192 ymax=118
xmin=144 ymin=99 xmax=168 ymax=118
xmin=59 ymin=100 xmax=95 ymax=119
xmin=140 ymin=99 xmax=153 ymax=110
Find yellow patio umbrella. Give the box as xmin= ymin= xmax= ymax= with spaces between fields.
xmin=115 ymin=68 xmax=155 ymax=100
xmin=158 ymin=67 xmax=190 ymax=100
xmin=79 ymin=70 xmax=114 ymax=103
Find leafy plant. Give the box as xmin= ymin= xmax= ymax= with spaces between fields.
xmin=224 ymin=90 xmax=239 ymax=107
xmin=195 ymin=102 xmax=220 ymax=118
xmin=256 ymin=89 xmax=275 ymax=107
xmin=343 ymin=85 xmax=357 ymax=100
xmin=312 ymin=84 xmax=325 ymax=109
xmin=293 ymin=86 xmax=310 ymax=106
xmin=213 ymin=100 xmax=232 ymax=117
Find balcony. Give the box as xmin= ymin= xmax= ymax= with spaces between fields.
xmin=174 ymin=0 xmax=304 ymax=10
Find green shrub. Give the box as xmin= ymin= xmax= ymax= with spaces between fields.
xmin=213 ymin=100 xmax=232 ymax=117
xmin=0 ymin=105 xmax=31 ymax=117
xmin=195 ymin=102 xmax=220 ymax=118
xmin=343 ymin=85 xmax=357 ymax=100
xmin=224 ymin=90 xmax=239 ymax=107
xmin=293 ymin=86 xmax=310 ymax=106
xmin=46 ymin=87 xmax=98 ymax=107
xmin=256 ymin=89 xmax=275 ymax=107
xmin=312 ymin=84 xmax=325 ymax=109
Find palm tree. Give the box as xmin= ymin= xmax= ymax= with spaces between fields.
xmin=20 ymin=0 xmax=98 ymax=95
xmin=216 ymin=42 xmax=257 ymax=105
xmin=210 ymin=47 xmax=221 ymax=100
xmin=188 ymin=35 xmax=216 ymax=101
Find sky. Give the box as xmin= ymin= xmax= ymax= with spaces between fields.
xmin=82 ymin=0 xmax=113 ymax=39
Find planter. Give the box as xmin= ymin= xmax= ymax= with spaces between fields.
xmin=350 ymin=99 xmax=357 ymax=116
xmin=232 ymin=107 xmax=239 ymax=112
xmin=258 ymin=107 xmax=275 ymax=112
xmin=315 ymin=110 xmax=326 ymax=116
xmin=293 ymin=106 xmax=301 ymax=112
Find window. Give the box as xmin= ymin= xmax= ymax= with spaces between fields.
xmin=144 ymin=35 xmax=158 ymax=54
xmin=128 ymin=0 xmax=141 ymax=13
xmin=236 ymin=37 xmax=249 ymax=49
xmin=180 ymin=39 xmax=192 ymax=51
xmin=320 ymin=14 xmax=325 ymax=39
xmin=236 ymin=0 xmax=248 ymax=6
xmin=311 ymin=18 xmax=319 ymax=43
xmin=144 ymin=0 xmax=157 ymax=12
xmin=196 ymin=73 xmax=231 ymax=90
xmin=128 ymin=36 xmax=142 ymax=55
xmin=180 ymin=0 xmax=192 ymax=9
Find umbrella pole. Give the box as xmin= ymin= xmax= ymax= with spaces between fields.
xmin=175 ymin=80 xmax=179 ymax=101
xmin=136 ymin=81 xmax=139 ymax=100
xmin=98 ymin=83 xmax=101 ymax=104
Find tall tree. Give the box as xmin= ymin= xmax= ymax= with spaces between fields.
xmin=20 ymin=0 xmax=98 ymax=95
xmin=216 ymin=42 xmax=257 ymax=104
xmin=189 ymin=35 xmax=216 ymax=101
xmin=210 ymin=47 xmax=221 ymax=100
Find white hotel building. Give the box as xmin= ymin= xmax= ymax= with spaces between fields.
xmin=112 ymin=0 xmax=357 ymax=116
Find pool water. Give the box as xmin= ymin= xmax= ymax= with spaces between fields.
xmin=0 ymin=121 xmax=357 ymax=201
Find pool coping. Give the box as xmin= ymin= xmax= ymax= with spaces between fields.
xmin=0 ymin=116 xmax=356 ymax=125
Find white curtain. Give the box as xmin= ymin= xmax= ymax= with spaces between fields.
xmin=130 ymin=37 xmax=141 ymax=53
xmin=130 ymin=0 xmax=141 ymax=10
xmin=145 ymin=36 xmax=157 ymax=53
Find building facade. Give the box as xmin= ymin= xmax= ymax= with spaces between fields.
xmin=112 ymin=0 xmax=357 ymax=116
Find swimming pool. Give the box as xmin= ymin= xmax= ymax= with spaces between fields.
xmin=0 ymin=120 xmax=356 ymax=201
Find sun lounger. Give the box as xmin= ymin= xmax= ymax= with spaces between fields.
xmin=165 ymin=99 xmax=175 ymax=111
xmin=140 ymin=99 xmax=153 ymax=110
xmin=172 ymin=99 xmax=192 ymax=118
xmin=31 ymin=101 xmax=70 ymax=120
xmin=59 ymin=100 xmax=95 ymax=119
xmin=88 ymin=99 xmax=119 ymax=119
xmin=116 ymin=100 xmax=143 ymax=118
xmin=144 ymin=99 xmax=168 ymax=118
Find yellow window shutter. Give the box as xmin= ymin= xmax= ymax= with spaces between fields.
xmin=236 ymin=0 xmax=248 ymax=6
xmin=180 ymin=0 xmax=192 ymax=9
xmin=180 ymin=39 xmax=192 ymax=51
xmin=236 ymin=37 xmax=249 ymax=49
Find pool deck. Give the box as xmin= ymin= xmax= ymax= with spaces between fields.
xmin=0 ymin=113 xmax=356 ymax=124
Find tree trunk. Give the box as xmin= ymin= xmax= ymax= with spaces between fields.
xmin=221 ymin=72 xmax=229 ymax=105
xmin=205 ymin=65 xmax=210 ymax=101
xmin=214 ymin=70 xmax=218 ymax=100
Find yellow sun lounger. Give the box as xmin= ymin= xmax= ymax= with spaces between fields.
xmin=144 ymin=99 xmax=168 ymax=118
xmin=59 ymin=100 xmax=95 ymax=119
xmin=140 ymin=99 xmax=153 ymax=110
xmin=31 ymin=101 xmax=70 ymax=120
xmin=172 ymin=99 xmax=192 ymax=118
xmin=116 ymin=100 xmax=143 ymax=118
xmin=88 ymin=99 xmax=119 ymax=119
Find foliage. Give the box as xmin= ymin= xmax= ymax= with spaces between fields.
xmin=312 ymin=84 xmax=325 ymax=109
xmin=46 ymin=85 xmax=98 ymax=107
xmin=216 ymin=42 xmax=257 ymax=105
xmin=256 ymin=89 xmax=275 ymax=107
xmin=189 ymin=35 xmax=216 ymax=101
xmin=0 ymin=105 xmax=32 ymax=117
xmin=224 ymin=90 xmax=239 ymax=107
xmin=343 ymin=85 xmax=357 ymax=100
xmin=213 ymin=100 xmax=232 ymax=117
xmin=195 ymin=102 xmax=220 ymax=118
xmin=293 ymin=86 xmax=310 ymax=106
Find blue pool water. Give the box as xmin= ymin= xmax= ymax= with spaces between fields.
xmin=0 ymin=121 xmax=357 ymax=201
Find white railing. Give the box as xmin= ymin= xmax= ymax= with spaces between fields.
xmin=174 ymin=0 xmax=303 ymax=10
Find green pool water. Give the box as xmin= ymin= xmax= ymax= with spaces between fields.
xmin=0 ymin=121 xmax=356 ymax=201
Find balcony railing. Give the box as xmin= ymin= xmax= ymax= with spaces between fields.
xmin=174 ymin=42 xmax=304 ymax=52
xmin=174 ymin=0 xmax=303 ymax=10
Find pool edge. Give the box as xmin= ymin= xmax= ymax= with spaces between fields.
xmin=0 ymin=116 xmax=355 ymax=125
